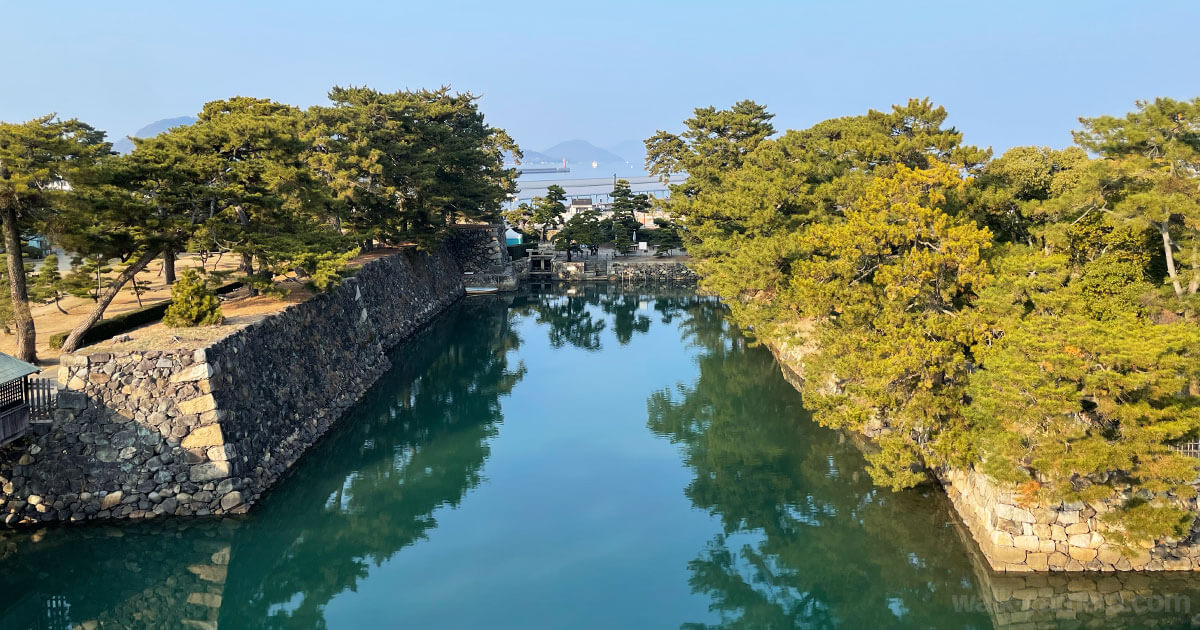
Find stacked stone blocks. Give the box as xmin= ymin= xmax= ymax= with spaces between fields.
xmin=0 ymin=247 xmax=464 ymax=525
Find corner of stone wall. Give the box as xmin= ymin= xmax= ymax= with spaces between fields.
xmin=0 ymin=246 xmax=465 ymax=526
xmin=0 ymin=346 xmax=246 ymax=525
xmin=448 ymin=223 xmax=517 ymax=290
xmin=940 ymin=468 xmax=1200 ymax=572
xmin=765 ymin=327 xmax=1200 ymax=573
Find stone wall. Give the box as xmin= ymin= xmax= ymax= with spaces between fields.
xmin=768 ymin=335 xmax=1200 ymax=572
xmin=0 ymin=248 xmax=464 ymax=525
xmin=513 ymin=256 xmax=530 ymax=280
xmin=552 ymin=260 xmax=588 ymax=281
xmin=944 ymin=468 xmax=1200 ymax=572
xmin=447 ymin=224 xmax=518 ymax=290
xmin=955 ymin=515 xmax=1200 ymax=627
xmin=608 ymin=260 xmax=698 ymax=284
xmin=543 ymin=258 xmax=700 ymax=283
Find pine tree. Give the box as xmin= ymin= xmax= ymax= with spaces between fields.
xmin=608 ymin=179 xmax=642 ymax=234
xmin=793 ymin=163 xmax=992 ymax=488
xmin=611 ymin=220 xmax=633 ymax=255
xmin=554 ymin=209 xmax=603 ymax=261
xmin=531 ymin=185 xmax=567 ymax=242
xmin=653 ymin=94 xmax=1200 ymax=543
xmin=649 ymin=217 xmax=683 ymax=256
xmin=64 ymin=257 xmax=111 ymax=302
xmin=1073 ymin=97 xmax=1200 ymax=299
xmin=29 ymin=254 xmax=68 ymax=314
xmin=163 ymin=269 xmax=224 ymax=327
xmin=969 ymin=266 xmax=1200 ymax=542
xmin=0 ymin=114 xmax=110 ymax=361
xmin=306 ymin=86 xmax=517 ymax=248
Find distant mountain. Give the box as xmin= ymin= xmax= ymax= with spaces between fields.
xmin=606 ymin=139 xmax=648 ymax=166
xmin=506 ymin=149 xmax=559 ymax=165
xmin=540 ymin=140 xmax=625 ymax=165
xmin=111 ymin=116 xmax=197 ymax=153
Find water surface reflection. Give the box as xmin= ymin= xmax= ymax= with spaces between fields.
xmin=1 ymin=288 xmax=1200 ymax=629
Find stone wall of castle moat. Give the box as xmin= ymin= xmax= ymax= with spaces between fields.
xmin=944 ymin=468 xmax=1200 ymax=573
xmin=0 ymin=247 xmax=464 ymax=525
xmin=768 ymin=336 xmax=1200 ymax=573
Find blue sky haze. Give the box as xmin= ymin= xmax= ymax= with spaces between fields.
xmin=3 ymin=1 xmax=1198 ymax=156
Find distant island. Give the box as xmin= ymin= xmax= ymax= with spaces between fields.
xmin=510 ymin=139 xmax=645 ymax=167
xmin=111 ymin=116 xmax=197 ymax=153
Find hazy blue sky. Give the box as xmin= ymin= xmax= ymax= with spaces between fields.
xmin=4 ymin=1 xmax=1198 ymax=155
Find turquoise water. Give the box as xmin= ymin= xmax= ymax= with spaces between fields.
xmin=2 ymin=287 xmax=1200 ymax=629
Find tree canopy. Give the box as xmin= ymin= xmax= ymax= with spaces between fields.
xmin=0 ymin=115 xmax=111 ymax=361
xmin=652 ymin=96 xmax=1200 ymax=543
xmin=2 ymin=84 xmax=518 ymax=354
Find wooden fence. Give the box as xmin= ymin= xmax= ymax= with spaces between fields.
xmin=27 ymin=377 xmax=57 ymax=423
xmin=1172 ymin=440 xmax=1200 ymax=458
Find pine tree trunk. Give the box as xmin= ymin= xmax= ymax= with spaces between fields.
xmin=1161 ymin=221 xmax=1184 ymax=298
xmin=236 ymin=205 xmax=253 ymax=275
xmin=1188 ymin=243 xmax=1198 ymax=295
xmin=61 ymin=248 xmax=162 ymax=353
xmin=2 ymin=205 xmax=36 ymax=363
xmin=163 ymin=248 xmax=176 ymax=285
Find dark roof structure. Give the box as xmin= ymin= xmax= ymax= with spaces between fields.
xmin=0 ymin=353 xmax=39 ymax=384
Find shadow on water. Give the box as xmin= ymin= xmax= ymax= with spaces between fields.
xmin=219 ymin=295 xmax=524 ymax=628
xmin=646 ymin=309 xmax=1200 ymax=629
xmin=2 ymin=287 xmax=1200 ymax=629
xmin=0 ymin=295 xmax=524 ymax=630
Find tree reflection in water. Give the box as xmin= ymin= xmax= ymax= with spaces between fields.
xmin=512 ymin=284 xmax=708 ymax=351
xmin=6 ymin=291 xmax=1200 ymax=629
xmin=221 ymin=295 xmax=525 ymax=629
xmin=647 ymin=313 xmax=994 ymax=629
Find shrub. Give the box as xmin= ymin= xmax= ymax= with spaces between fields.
xmin=294 ymin=249 xmax=359 ymax=292
xmin=163 ymin=269 xmax=224 ymax=328
xmin=47 ymin=280 xmax=242 ymax=349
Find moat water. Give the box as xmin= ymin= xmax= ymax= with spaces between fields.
xmin=3 ymin=287 xmax=1200 ymax=629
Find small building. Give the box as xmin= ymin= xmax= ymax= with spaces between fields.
xmin=505 ymin=227 xmax=523 ymax=246
xmin=0 ymin=353 xmax=40 ymax=446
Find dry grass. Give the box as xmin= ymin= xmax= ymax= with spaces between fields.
xmin=5 ymin=247 xmax=408 ymax=378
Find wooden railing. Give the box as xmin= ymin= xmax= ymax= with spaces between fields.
xmin=1173 ymin=440 xmax=1200 ymax=458
xmin=27 ymin=377 xmax=56 ymax=423
xmin=0 ymin=403 xmax=30 ymax=446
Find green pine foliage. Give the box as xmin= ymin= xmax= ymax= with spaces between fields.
xmin=29 ymin=254 xmax=69 ymax=314
xmin=649 ymin=217 xmax=683 ymax=256
xmin=554 ymin=210 xmax=603 ymax=260
xmin=64 ymin=257 xmax=111 ymax=301
xmin=611 ymin=221 xmax=633 ymax=255
xmin=2 ymin=85 xmax=518 ymax=352
xmin=163 ymin=269 xmax=224 ymax=328
xmin=530 ymin=185 xmax=567 ymax=242
xmin=653 ymin=96 xmax=1200 ymax=544
xmin=0 ymin=114 xmax=111 ymax=361
xmin=296 ymin=248 xmax=360 ymax=292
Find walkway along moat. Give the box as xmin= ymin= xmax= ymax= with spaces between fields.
xmin=3 ymin=287 xmax=1200 ymax=628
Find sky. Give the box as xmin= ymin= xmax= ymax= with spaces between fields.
xmin=3 ymin=0 xmax=1199 ymax=157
